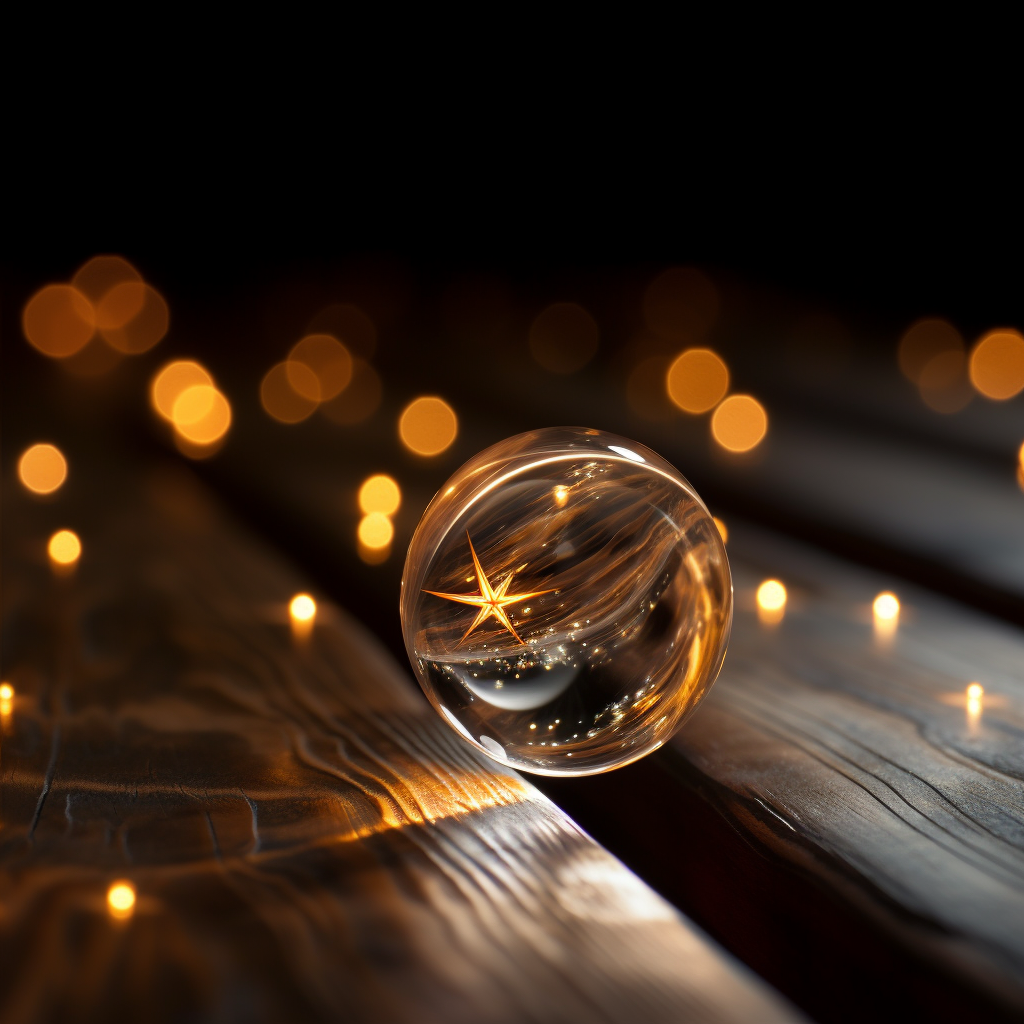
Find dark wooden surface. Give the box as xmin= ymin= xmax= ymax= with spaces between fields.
xmin=0 ymin=466 xmax=804 ymax=1024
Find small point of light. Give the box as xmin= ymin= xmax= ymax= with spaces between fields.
xmin=713 ymin=517 xmax=728 ymax=543
xmin=711 ymin=395 xmax=768 ymax=453
xmin=358 ymin=512 xmax=394 ymax=550
xmin=151 ymin=361 xmax=214 ymax=421
xmin=18 ymin=443 xmax=68 ymax=495
xmin=969 ymin=329 xmax=1024 ymax=401
xmin=48 ymin=529 xmax=81 ymax=566
xmin=399 ymin=396 xmax=457 ymax=456
xmin=967 ymin=682 xmax=984 ymax=701
xmin=608 ymin=445 xmax=645 ymax=463
xmin=553 ymin=485 xmax=568 ymax=506
xmin=666 ymin=348 xmax=730 ymax=413
xmin=358 ymin=474 xmax=401 ymax=516
xmin=873 ymin=592 xmax=900 ymax=621
xmin=757 ymin=579 xmax=787 ymax=612
xmin=107 ymin=881 xmax=135 ymax=919
xmin=22 ymin=284 xmax=96 ymax=358
xmin=290 ymin=593 xmax=316 ymax=622
xmin=0 ymin=683 xmax=13 ymax=701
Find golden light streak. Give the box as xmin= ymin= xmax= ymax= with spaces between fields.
xmin=756 ymin=579 xmax=786 ymax=625
xmin=18 ymin=444 xmax=67 ymax=495
xmin=399 ymin=397 xmax=457 ymax=455
xmin=553 ymin=485 xmax=569 ymax=506
xmin=424 ymin=533 xmax=553 ymax=646
xmin=359 ymin=475 xmax=401 ymax=516
xmin=107 ymin=881 xmax=136 ymax=920
xmin=48 ymin=530 xmax=81 ymax=568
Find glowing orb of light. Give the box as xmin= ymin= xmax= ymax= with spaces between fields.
xmin=401 ymin=427 xmax=732 ymax=776
xmin=107 ymin=881 xmax=136 ymax=919
xmin=756 ymin=579 xmax=787 ymax=612
xmin=873 ymin=592 xmax=900 ymax=621
xmin=48 ymin=530 xmax=81 ymax=566
xmin=289 ymin=593 xmax=316 ymax=622
xmin=19 ymin=443 xmax=68 ymax=495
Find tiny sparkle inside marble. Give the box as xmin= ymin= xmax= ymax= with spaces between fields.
xmin=401 ymin=427 xmax=733 ymax=776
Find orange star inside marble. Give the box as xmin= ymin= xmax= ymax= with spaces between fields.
xmin=424 ymin=532 xmax=554 ymax=646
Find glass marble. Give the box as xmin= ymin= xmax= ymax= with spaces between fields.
xmin=400 ymin=427 xmax=732 ymax=776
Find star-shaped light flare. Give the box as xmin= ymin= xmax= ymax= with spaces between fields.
xmin=424 ymin=532 xmax=554 ymax=646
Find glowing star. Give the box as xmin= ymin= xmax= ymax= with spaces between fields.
xmin=425 ymin=532 xmax=553 ymax=646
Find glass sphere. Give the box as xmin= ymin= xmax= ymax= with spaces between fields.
xmin=400 ymin=427 xmax=732 ymax=776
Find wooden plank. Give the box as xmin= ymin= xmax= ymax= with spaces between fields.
xmin=0 ymin=466 xmax=803 ymax=1024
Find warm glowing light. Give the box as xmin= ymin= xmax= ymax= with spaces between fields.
xmin=72 ymin=255 xmax=141 ymax=303
xmin=528 ymin=302 xmax=600 ymax=374
xmin=642 ymin=267 xmax=719 ymax=342
xmin=48 ymin=530 xmax=81 ymax=566
xmin=711 ymin=395 xmax=768 ymax=452
xmin=290 ymin=593 xmax=317 ymax=622
xmin=969 ymin=329 xmax=1024 ymax=400
xmin=554 ymin=485 xmax=569 ymax=506
xmin=666 ymin=348 xmax=729 ymax=413
xmin=107 ymin=882 xmax=135 ymax=919
xmin=290 ymin=334 xmax=353 ymax=401
xmin=320 ymin=359 xmax=382 ymax=425
xmin=898 ymin=318 xmax=963 ymax=384
xmin=22 ymin=284 xmax=95 ymax=358
xmin=358 ymin=512 xmax=394 ymax=549
xmin=757 ymin=579 xmax=787 ymax=612
xmin=151 ymin=361 xmax=214 ymax=420
xmin=966 ymin=682 xmax=983 ymax=733
xmin=713 ymin=517 xmax=728 ymax=544
xmin=967 ymin=682 xmax=984 ymax=701
xmin=18 ymin=443 xmax=68 ymax=494
xmin=0 ymin=683 xmax=12 ymax=701
xmin=172 ymin=385 xmax=232 ymax=446
xmin=261 ymin=362 xmax=319 ymax=423
xmin=100 ymin=284 xmax=170 ymax=354
xmin=873 ymin=592 xmax=900 ymax=621
xmin=424 ymin=533 xmax=554 ymax=646
xmin=399 ymin=397 xmax=457 ymax=455
xmin=358 ymin=475 xmax=401 ymax=516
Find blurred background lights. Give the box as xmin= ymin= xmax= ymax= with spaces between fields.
xmin=358 ymin=512 xmax=394 ymax=549
xmin=967 ymin=682 xmax=984 ymax=701
xmin=320 ymin=359 xmax=382 ymax=425
xmin=107 ymin=882 xmax=136 ymax=920
xmin=528 ymin=302 xmax=600 ymax=374
xmin=171 ymin=385 xmax=232 ymax=447
xmin=713 ymin=517 xmax=728 ymax=543
xmin=359 ymin=475 xmax=401 ymax=516
xmin=898 ymin=318 xmax=964 ymax=384
xmin=873 ymin=592 xmax=900 ymax=621
xmin=100 ymin=284 xmax=169 ymax=354
xmin=756 ymin=579 xmax=787 ymax=625
xmin=290 ymin=334 xmax=354 ymax=400
xmin=969 ymin=329 xmax=1024 ymax=400
xmin=666 ymin=348 xmax=729 ymax=413
xmin=711 ymin=395 xmax=768 ymax=452
xmin=22 ymin=284 xmax=95 ymax=358
xmin=966 ymin=682 xmax=984 ymax=733
xmin=290 ymin=593 xmax=317 ymax=622
xmin=642 ymin=267 xmax=720 ymax=342
xmin=152 ymin=361 xmax=214 ymax=420
xmin=0 ymin=683 xmax=13 ymax=701
xmin=48 ymin=529 xmax=81 ymax=567
xmin=261 ymin=362 xmax=319 ymax=423
xmin=18 ymin=444 xmax=67 ymax=494
xmin=399 ymin=397 xmax=457 ymax=455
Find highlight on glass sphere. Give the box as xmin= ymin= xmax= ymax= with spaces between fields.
xmin=400 ymin=427 xmax=732 ymax=776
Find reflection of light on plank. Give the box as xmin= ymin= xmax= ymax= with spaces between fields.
xmin=107 ymin=882 xmax=136 ymax=920
xmin=756 ymin=579 xmax=786 ymax=626
xmin=873 ymin=591 xmax=899 ymax=644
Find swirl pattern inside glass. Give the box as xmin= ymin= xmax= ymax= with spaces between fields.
xmin=401 ymin=428 xmax=732 ymax=775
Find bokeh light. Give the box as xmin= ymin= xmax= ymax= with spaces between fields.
xmin=290 ymin=593 xmax=317 ymax=622
xmin=399 ymin=397 xmax=457 ymax=455
xmin=100 ymin=284 xmax=169 ymax=354
xmin=666 ymin=348 xmax=729 ymax=413
xmin=48 ymin=529 xmax=81 ymax=567
xmin=151 ymin=361 xmax=214 ymax=420
xmin=967 ymin=682 xmax=984 ymax=701
xmin=756 ymin=579 xmax=787 ymax=625
xmin=320 ymin=359 xmax=382 ymax=425
xmin=94 ymin=280 xmax=147 ymax=330
xmin=0 ymin=683 xmax=13 ymax=701
xmin=713 ymin=517 xmax=728 ymax=543
xmin=172 ymin=385 xmax=232 ymax=446
xmin=711 ymin=395 xmax=768 ymax=452
xmin=289 ymin=334 xmax=353 ymax=401
xmin=359 ymin=474 xmax=401 ymax=515
xmin=917 ymin=349 xmax=972 ymax=413
xmin=969 ymin=329 xmax=1024 ymax=400
xmin=528 ymin=302 xmax=600 ymax=373
xmin=358 ymin=511 xmax=394 ymax=549
xmin=22 ymin=285 xmax=95 ymax=358
xmin=873 ymin=592 xmax=900 ymax=621
xmin=898 ymin=318 xmax=963 ymax=384
xmin=72 ymin=255 xmax=141 ymax=303
xmin=18 ymin=444 xmax=67 ymax=495
xmin=107 ymin=881 xmax=136 ymax=920
xmin=642 ymin=267 xmax=719 ymax=343
xmin=261 ymin=362 xmax=319 ymax=424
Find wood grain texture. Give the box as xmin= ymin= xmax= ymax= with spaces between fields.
xmin=0 ymin=468 xmax=802 ymax=1024
xmin=670 ymin=522 xmax=1024 ymax=1016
